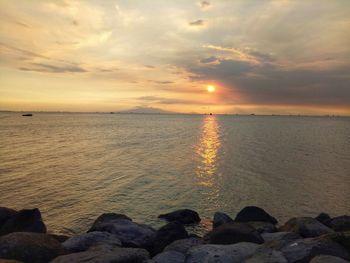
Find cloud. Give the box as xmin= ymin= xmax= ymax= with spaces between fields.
xmin=199 ymin=1 xmax=211 ymax=11
xmin=150 ymin=80 xmax=174 ymax=84
xmin=19 ymin=63 xmax=87 ymax=73
xmin=189 ymin=19 xmax=205 ymax=26
xmin=137 ymin=96 xmax=210 ymax=105
xmin=200 ymin=56 xmax=219 ymax=64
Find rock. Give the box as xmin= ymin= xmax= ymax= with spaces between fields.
xmin=62 ymin=231 xmax=121 ymax=252
xmin=310 ymin=255 xmax=349 ymax=263
xmin=213 ymin=212 xmax=234 ymax=228
xmin=315 ymin=213 xmax=331 ymax=226
xmin=279 ymin=217 xmax=334 ymax=237
xmin=158 ymin=209 xmax=200 ymax=225
xmin=328 ymin=216 xmax=350 ymax=232
xmin=49 ymin=234 xmax=70 ymax=243
xmin=0 ymin=207 xmax=18 ymax=226
xmin=0 ymin=232 xmax=65 ymax=263
xmin=164 ymin=237 xmax=204 ymax=254
xmin=235 ymin=206 xmax=278 ymax=225
xmin=280 ymin=237 xmax=350 ymax=263
xmin=88 ymin=215 xmax=156 ymax=249
xmin=320 ymin=231 xmax=350 ymax=252
xmin=0 ymin=208 xmax=46 ymax=236
xmin=262 ymin=232 xmax=302 ymax=249
xmin=186 ymin=242 xmax=259 ymax=263
xmin=88 ymin=213 xmax=132 ymax=232
xmin=0 ymin=260 xmax=23 ymax=263
xmin=152 ymin=222 xmax=188 ymax=255
xmin=248 ymin=221 xmax=277 ymax=233
xmin=245 ymin=248 xmax=288 ymax=263
xmin=205 ymin=222 xmax=264 ymax=245
xmin=50 ymin=247 xmax=149 ymax=263
xmin=151 ymin=251 xmax=185 ymax=263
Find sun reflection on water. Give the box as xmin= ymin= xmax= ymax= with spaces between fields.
xmin=195 ymin=115 xmax=221 ymax=187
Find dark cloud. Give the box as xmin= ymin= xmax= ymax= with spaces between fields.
xmin=187 ymin=59 xmax=350 ymax=107
xmin=19 ymin=63 xmax=87 ymax=73
xmin=199 ymin=1 xmax=211 ymax=10
xmin=200 ymin=56 xmax=219 ymax=64
xmin=144 ymin=64 xmax=155 ymax=68
xmin=189 ymin=19 xmax=205 ymax=26
xmin=150 ymin=80 xmax=174 ymax=84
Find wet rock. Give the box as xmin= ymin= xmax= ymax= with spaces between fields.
xmin=235 ymin=206 xmax=278 ymax=225
xmin=310 ymin=255 xmax=349 ymax=263
xmin=164 ymin=237 xmax=204 ymax=254
xmin=151 ymin=251 xmax=185 ymax=263
xmin=205 ymin=222 xmax=264 ymax=245
xmin=88 ymin=213 xmax=132 ymax=232
xmin=262 ymin=232 xmax=302 ymax=249
xmin=158 ymin=209 xmax=200 ymax=225
xmin=245 ymin=248 xmax=288 ymax=263
xmin=0 ymin=207 xmax=18 ymax=226
xmin=62 ymin=231 xmax=121 ymax=252
xmin=213 ymin=212 xmax=234 ymax=229
xmin=279 ymin=217 xmax=334 ymax=238
xmin=0 ymin=232 xmax=65 ymax=263
xmin=50 ymin=247 xmax=149 ymax=263
xmin=0 ymin=208 xmax=46 ymax=236
xmin=186 ymin=242 xmax=259 ymax=263
xmin=152 ymin=222 xmax=188 ymax=255
xmin=280 ymin=237 xmax=350 ymax=263
xmin=248 ymin=221 xmax=277 ymax=233
xmin=315 ymin=213 xmax=331 ymax=226
xmin=328 ymin=216 xmax=350 ymax=232
xmin=88 ymin=215 xmax=156 ymax=249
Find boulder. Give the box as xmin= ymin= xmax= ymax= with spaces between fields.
xmin=310 ymin=255 xmax=349 ymax=263
xmin=152 ymin=222 xmax=188 ymax=255
xmin=49 ymin=234 xmax=70 ymax=243
xmin=245 ymin=248 xmax=288 ymax=263
xmin=0 ymin=208 xmax=46 ymax=235
xmin=235 ymin=206 xmax=278 ymax=225
xmin=280 ymin=237 xmax=350 ymax=263
xmin=315 ymin=213 xmax=331 ymax=226
xmin=151 ymin=251 xmax=185 ymax=263
xmin=328 ymin=216 xmax=350 ymax=232
xmin=248 ymin=221 xmax=277 ymax=233
xmin=164 ymin=237 xmax=204 ymax=254
xmin=262 ymin=232 xmax=302 ymax=249
xmin=158 ymin=209 xmax=200 ymax=224
xmin=279 ymin=217 xmax=334 ymax=237
xmin=205 ymin=222 xmax=264 ymax=245
xmin=186 ymin=242 xmax=259 ymax=263
xmin=0 ymin=207 xmax=18 ymax=226
xmin=87 ymin=215 xmax=156 ymax=249
xmin=213 ymin=212 xmax=234 ymax=229
xmin=50 ymin=247 xmax=149 ymax=263
xmin=0 ymin=232 xmax=65 ymax=263
xmin=88 ymin=213 xmax=132 ymax=232
xmin=62 ymin=231 xmax=121 ymax=252
xmin=319 ymin=231 xmax=350 ymax=251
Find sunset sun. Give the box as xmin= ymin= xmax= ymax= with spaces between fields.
xmin=207 ymin=85 xmax=216 ymax=93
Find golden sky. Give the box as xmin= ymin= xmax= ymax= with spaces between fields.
xmin=0 ymin=0 xmax=349 ymax=115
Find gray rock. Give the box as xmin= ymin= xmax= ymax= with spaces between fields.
xmin=88 ymin=213 xmax=132 ymax=232
xmin=310 ymin=255 xmax=349 ymax=263
xmin=158 ymin=209 xmax=201 ymax=225
xmin=279 ymin=217 xmax=334 ymax=238
xmin=315 ymin=213 xmax=331 ymax=226
xmin=205 ymin=222 xmax=264 ymax=245
xmin=0 ymin=207 xmax=18 ymax=226
xmin=0 ymin=208 xmax=46 ymax=236
xmin=164 ymin=237 xmax=204 ymax=254
xmin=0 ymin=232 xmax=65 ymax=263
xmin=186 ymin=242 xmax=259 ymax=263
xmin=248 ymin=221 xmax=277 ymax=233
xmin=50 ymin=247 xmax=149 ymax=263
xmin=213 ymin=212 xmax=234 ymax=229
xmin=280 ymin=237 xmax=350 ymax=263
xmin=235 ymin=206 xmax=278 ymax=225
xmin=245 ymin=248 xmax=288 ymax=263
xmin=328 ymin=216 xmax=350 ymax=232
xmin=262 ymin=232 xmax=302 ymax=249
xmin=62 ymin=231 xmax=121 ymax=252
xmin=88 ymin=216 xmax=156 ymax=249
xmin=151 ymin=251 xmax=185 ymax=263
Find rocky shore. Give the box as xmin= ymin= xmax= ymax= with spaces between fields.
xmin=0 ymin=206 xmax=349 ymax=263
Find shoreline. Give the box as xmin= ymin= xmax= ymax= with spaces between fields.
xmin=0 ymin=206 xmax=349 ymax=262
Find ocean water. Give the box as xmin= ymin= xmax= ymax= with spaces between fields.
xmin=0 ymin=112 xmax=349 ymax=235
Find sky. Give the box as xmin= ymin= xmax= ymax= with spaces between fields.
xmin=0 ymin=0 xmax=349 ymax=115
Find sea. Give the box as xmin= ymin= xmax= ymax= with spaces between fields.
xmin=0 ymin=112 xmax=349 ymax=235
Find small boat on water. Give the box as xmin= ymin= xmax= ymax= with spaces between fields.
xmin=22 ymin=113 xmax=33 ymax=117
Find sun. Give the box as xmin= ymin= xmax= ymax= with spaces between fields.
xmin=207 ymin=85 xmax=216 ymax=93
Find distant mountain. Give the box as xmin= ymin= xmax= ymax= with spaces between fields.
xmin=118 ymin=107 xmax=176 ymax=114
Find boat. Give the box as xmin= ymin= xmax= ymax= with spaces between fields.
xmin=22 ymin=113 xmax=33 ymax=117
